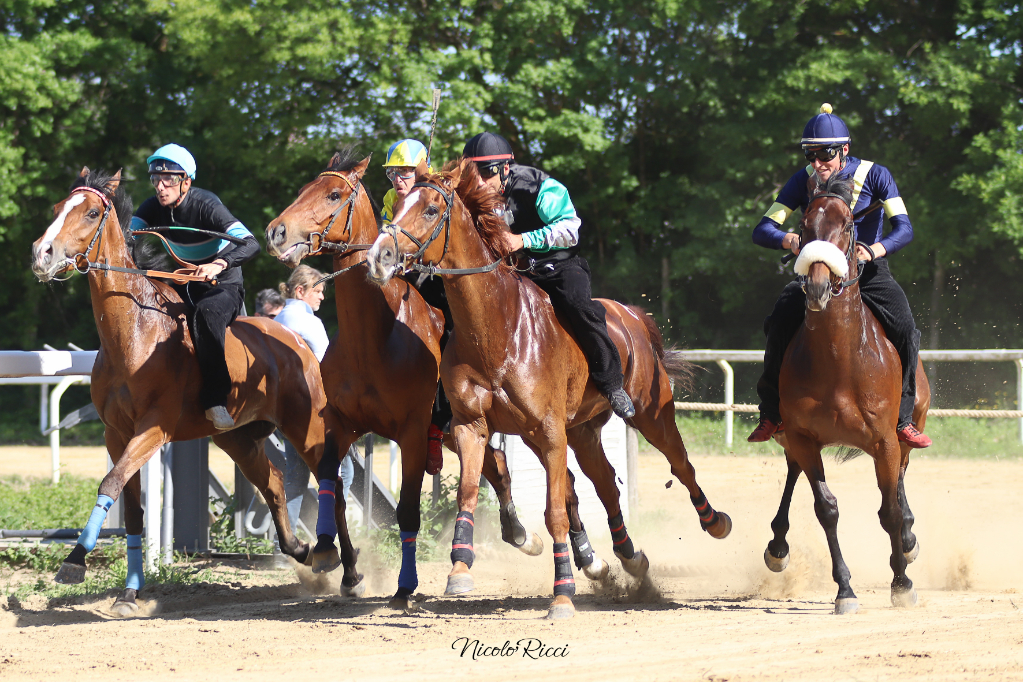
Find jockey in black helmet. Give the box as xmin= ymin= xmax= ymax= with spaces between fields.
xmin=463 ymin=131 xmax=635 ymax=420
xmin=747 ymin=104 xmax=930 ymax=448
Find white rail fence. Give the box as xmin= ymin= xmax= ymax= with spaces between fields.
xmin=677 ymin=350 xmax=1023 ymax=446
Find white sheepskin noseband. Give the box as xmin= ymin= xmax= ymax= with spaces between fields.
xmin=793 ymin=240 xmax=849 ymax=278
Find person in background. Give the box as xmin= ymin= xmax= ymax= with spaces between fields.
xmin=273 ymin=266 xmax=355 ymax=540
xmin=254 ymin=288 xmax=285 ymax=318
xmin=381 ymin=138 xmax=450 ymax=475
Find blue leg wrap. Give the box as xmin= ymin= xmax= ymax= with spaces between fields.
xmin=78 ymin=495 xmax=114 ymax=552
xmin=397 ymin=531 xmax=419 ymax=593
xmin=315 ymin=479 xmax=338 ymax=538
xmin=125 ymin=533 xmax=145 ymax=590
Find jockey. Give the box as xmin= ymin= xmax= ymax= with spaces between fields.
xmin=381 ymin=138 xmax=449 ymax=475
xmin=747 ymin=104 xmax=931 ymax=448
xmin=130 ymin=143 xmax=260 ymax=431
xmin=463 ymin=131 xmax=635 ymax=420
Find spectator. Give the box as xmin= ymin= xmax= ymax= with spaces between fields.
xmin=254 ymin=288 xmax=285 ymax=318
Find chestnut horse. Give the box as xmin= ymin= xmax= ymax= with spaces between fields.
xmin=31 ymin=168 xmax=342 ymax=615
xmin=265 ymin=151 xmax=556 ymax=610
xmin=365 ymin=159 xmax=731 ymax=619
xmin=763 ymin=175 xmax=930 ymax=614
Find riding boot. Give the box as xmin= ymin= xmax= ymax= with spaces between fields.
xmin=754 ymin=281 xmax=806 ymax=429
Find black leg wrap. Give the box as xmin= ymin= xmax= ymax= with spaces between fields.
xmin=553 ymin=542 xmax=576 ymax=597
xmin=691 ymin=490 xmax=717 ymax=530
xmin=450 ymin=511 xmax=475 ymax=569
xmin=66 ymin=543 xmax=88 ymax=567
xmin=499 ymin=502 xmax=527 ymax=547
xmin=608 ymin=512 xmax=634 ymax=560
xmin=569 ymin=529 xmax=595 ymax=569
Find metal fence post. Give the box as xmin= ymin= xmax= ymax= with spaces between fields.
xmin=47 ymin=376 xmax=79 ymax=483
xmin=363 ymin=434 xmax=374 ymax=530
xmin=1016 ymin=359 xmax=1023 ymax=444
xmin=626 ymin=426 xmax=639 ymax=521
xmin=715 ymin=360 xmax=734 ymax=447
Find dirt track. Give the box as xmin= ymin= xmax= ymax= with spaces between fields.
xmin=2 ymin=448 xmax=1022 ymax=681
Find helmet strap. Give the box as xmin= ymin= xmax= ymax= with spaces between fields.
xmin=499 ymin=162 xmax=510 ymax=192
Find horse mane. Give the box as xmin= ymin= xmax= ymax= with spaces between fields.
xmin=69 ymin=169 xmax=167 ymax=271
xmin=439 ymin=158 xmax=512 ymax=264
xmin=325 ymin=145 xmax=380 ymax=224
xmin=817 ymin=174 xmax=855 ymax=207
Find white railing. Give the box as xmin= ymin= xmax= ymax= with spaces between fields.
xmin=677 ymin=350 xmax=1023 ymax=446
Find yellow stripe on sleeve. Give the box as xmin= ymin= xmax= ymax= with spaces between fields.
xmin=883 ymin=196 xmax=907 ymax=217
xmin=764 ymin=202 xmax=794 ymax=225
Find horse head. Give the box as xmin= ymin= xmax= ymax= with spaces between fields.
xmin=266 ymin=151 xmax=372 ymax=268
xmin=793 ymin=175 xmax=856 ymax=312
xmin=32 ymin=168 xmax=124 ymax=282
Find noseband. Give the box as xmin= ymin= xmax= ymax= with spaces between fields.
xmin=305 ymin=171 xmax=382 ymax=287
xmin=797 ymin=191 xmax=871 ymax=297
xmin=379 ymin=181 xmax=501 ymax=277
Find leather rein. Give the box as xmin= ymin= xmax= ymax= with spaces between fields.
xmin=378 ymin=181 xmax=503 ymax=278
xmin=56 ymin=186 xmax=217 ymax=285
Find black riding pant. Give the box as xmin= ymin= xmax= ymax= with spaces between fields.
xmin=414 ymin=275 xmax=454 ymax=429
xmin=525 ymin=254 xmax=625 ymax=394
xmin=756 ymin=258 xmax=920 ymax=428
xmin=173 ymin=280 xmax=245 ymax=411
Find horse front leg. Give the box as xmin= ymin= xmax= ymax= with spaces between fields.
xmin=898 ymin=466 xmax=919 ymax=564
xmin=764 ymin=454 xmax=802 ymax=572
xmin=444 ymin=421 xmax=488 ymax=596
xmin=110 ymin=469 xmax=146 ymax=618
xmin=388 ymin=425 xmax=430 ymax=610
xmin=876 ymin=437 xmax=917 ymax=608
xmin=55 ymin=424 xmax=168 ymax=586
xmin=309 ymin=405 xmax=361 ymax=576
xmin=540 ymin=429 xmax=575 ymax=620
xmin=480 ymin=441 xmax=543 ymax=556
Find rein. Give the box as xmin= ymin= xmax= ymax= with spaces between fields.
xmin=381 ymin=181 xmax=502 ymax=278
xmin=58 ymin=187 xmax=212 ymax=285
xmin=305 ymin=171 xmax=377 ymax=287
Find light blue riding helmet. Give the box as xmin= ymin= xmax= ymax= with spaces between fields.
xmin=147 ymin=143 xmax=197 ymax=179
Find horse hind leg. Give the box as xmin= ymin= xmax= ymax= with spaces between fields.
xmin=481 ymin=441 xmax=543 ymax=556
xmin=630 ymin=401 xmax=731 ymax=539
xmin=111 ymin=470 xmax=146 ymax=618
xmin=876 ymin=441 xmax=917 ymax=607
xmin=764 ymin=455 xmax=801 ymax=572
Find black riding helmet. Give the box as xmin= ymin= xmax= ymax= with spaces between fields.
xmin=463 ymin=132 xmax=514 ymax=183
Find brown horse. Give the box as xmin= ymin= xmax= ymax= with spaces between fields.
xmin=265 ymin=151 xmax=557 ymax=610
xmin=30 ymin=168 xmax=341 ymax=615
xmin=365 ymin=159 xmax=731 ymax=619
xmin=763 ymin=174 xmax=930 ymax=614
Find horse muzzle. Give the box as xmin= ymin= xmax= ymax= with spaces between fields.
xmin=366 ymin=234 xmax=399 ymax=286
xmin=31 ymin=241 xmax=68 ymax=282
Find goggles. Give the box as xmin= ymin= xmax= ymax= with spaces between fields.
xmin=476 ymin=162 xmax=503 ymax=179
xmin=150 ymin=172 xmax=186 ymax=187
xmin=386 ymin=167 xmax=415 ymax=182
xmin=803 ymin=145 xmax=842 ymax=163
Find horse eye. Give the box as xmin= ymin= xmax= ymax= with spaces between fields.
xmin=424 ymin=205 xmax=439 ymax=218
xmin=328 ymin=191 xmax=341 ymax=202
xmin=87 ymin=209 xmax=100 ymax=219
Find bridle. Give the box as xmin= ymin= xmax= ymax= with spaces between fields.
xmin=304 ymin=171 xmax=380 ymax=287
xmin=796 ymin=191 xmax=873 ymax=297
xmin=378 ymin=180 xmax=502 ymax=278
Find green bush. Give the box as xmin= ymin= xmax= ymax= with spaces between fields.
xmin=0 ymin=475 xmax=100 ymax=530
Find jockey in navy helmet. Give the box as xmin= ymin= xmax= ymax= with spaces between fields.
xmin=464 ymin=131 xmax=636 ymax=420
xmin=747 ymin=104 xmax=931 ymax=448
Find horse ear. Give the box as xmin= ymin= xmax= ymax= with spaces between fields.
xmin=352 ymin=155 xmax=371 ymax=180
xmin=329 ymin=152 xmax=342 ymax=168
xmin=79 ymin=166 xmax=90 ymax=178
xmin=415 ymin=158 xmax=429 ymax=180
xmin=106 ymin=169 xmax=122 ymax=193
xmin=447 ymin=159 xmax=464 ymax=188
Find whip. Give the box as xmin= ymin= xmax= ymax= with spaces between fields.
xmin=426 ymin=88 xmax=442 ymax=163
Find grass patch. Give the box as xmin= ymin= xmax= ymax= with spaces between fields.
xmin=665 ymin=414 xmax=1023 ymax=459
xmin=0 ymin=475 xmax=100 ymax=529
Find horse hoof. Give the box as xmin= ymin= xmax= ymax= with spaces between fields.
xmin=110 ymin=599 xmax=140 ymax=619
xmin=615 ymin=549 xmax=650 ymax=578
xmin=546 ymin=601 xmax=576 ymax=620
xmin=311 ymin=548 xmax=341 ymax=574
xmin=834 ymin=598 xmax=859 ymax=615
xmin=517 ymin=533 xmax=543 ymax=557
xmin=53 ymin=562 xmax=86 ymax=585
xmin=904 ymin=539 xmax=920 ymax=564
xmin=707 ymin=512 xmax=733 ymax=539
xmin=388 ymin=595 xmax=420 ymax=613
xmin=891 ymin=587 xmax=918 ymax=608
xmin=340 ymin=577 xmax=366 ymax=598
xmin=582 ymin=556 xmax=609 ymax=581
xmin=764 ymin=547 xmax=790 ymax=573
xmin=445 ymin=572 xmax=475 ymax=596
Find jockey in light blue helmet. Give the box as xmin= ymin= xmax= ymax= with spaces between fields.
xmin=147 ymin=143 xmax=197 ymax=179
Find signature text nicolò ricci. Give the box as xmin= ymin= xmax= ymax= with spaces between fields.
xmin=451 ymin=637 xmax=570 ymax=660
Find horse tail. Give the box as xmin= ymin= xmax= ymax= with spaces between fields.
xmin=625 ymin=304 xmax=695 ymax=394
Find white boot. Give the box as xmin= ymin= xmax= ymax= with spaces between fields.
xmin=205 ymin=405 xmax=235 ymax=430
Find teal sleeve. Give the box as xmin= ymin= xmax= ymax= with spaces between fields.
xmin=520 ymin=178 xmax=581 ymax=252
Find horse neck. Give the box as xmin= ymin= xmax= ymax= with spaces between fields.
xmin=805 ymin=269 xmax=868 ymax=352
xmin=86 ymin=217 xmax=167 ymax=355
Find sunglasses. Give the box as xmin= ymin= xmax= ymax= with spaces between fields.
xmin=476 ymin=163 xmax=503 ymax=179
xmin=150 ymin=173 xmax=186 ymax=187
xmin=803 ymin=146 xmax=842 ymax=163
xmin=386 ymin=167 xmax=415 ymax=181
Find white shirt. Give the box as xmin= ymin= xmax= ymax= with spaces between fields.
xmin=274 ymin=299 xmax=329 ymax=362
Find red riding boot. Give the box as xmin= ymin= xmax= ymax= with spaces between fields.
xmin=427 ymin=424 xmax=444 ymax=475
xmin=897 ymin=424 xmax=932 ymax=448
xmin=748 ymin=417 xmax=783 ymax=443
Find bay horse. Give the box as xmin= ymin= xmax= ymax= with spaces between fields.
xmin=265 ymin=151 xmax=558 ymax=611
xmin=30 ymin=168 xmax=350 ymax=616
xmin=365 ymin=159 xmax=732 ymax=619
xmin=763 ymin=174 xmax=930 ymax=614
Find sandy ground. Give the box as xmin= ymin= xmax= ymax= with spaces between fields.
xmin=2 ymin=445 xmax=1022 ymax=681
